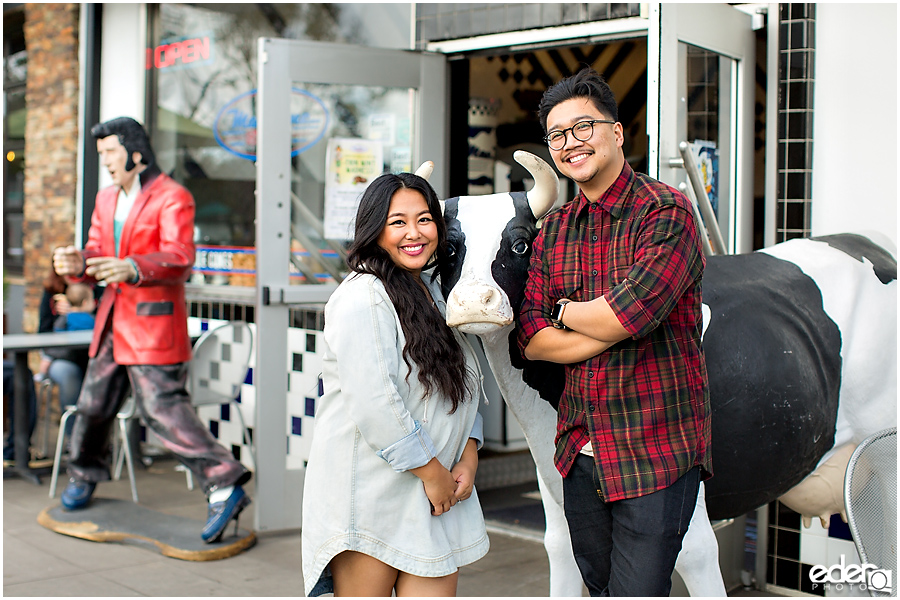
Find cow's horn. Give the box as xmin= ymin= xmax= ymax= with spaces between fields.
xmin=414 ymin=161 xmax=434 ymax=181
xmin=515 ymin=150 xmax=558 ymax=219
xmin=413 ymin=160 xmax=443 ymax=214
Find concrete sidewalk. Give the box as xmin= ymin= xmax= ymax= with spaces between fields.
xmin=4 ymin=447 xmax=777 ymax=597
xmin=4 ymin=452 xmax=556 ymax=597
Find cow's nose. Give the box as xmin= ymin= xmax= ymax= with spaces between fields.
xmin=477 ymin=287 xmax=498 ymax=307
xmin=452 ymin=283 xmax=501 ymax=309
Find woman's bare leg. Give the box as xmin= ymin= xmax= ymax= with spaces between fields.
xmin=330 ymin=551 xmax=459 ymax=597
xmin=395 ymin=570 xmax=459 ymax=597
xmin=330 ymin=551 xmax=398 ymax=597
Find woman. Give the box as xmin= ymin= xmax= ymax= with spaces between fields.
xmin=302 ymin=171 xmax=489 ymax=597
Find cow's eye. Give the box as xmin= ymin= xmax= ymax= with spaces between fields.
xmin=512 ymin=240 xmax=529 ymax=255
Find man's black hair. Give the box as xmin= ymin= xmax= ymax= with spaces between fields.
xmin=537 ymin=68 xmax=619 ymax=132
xmin=90 ymin=116 xmax=156 ymax=171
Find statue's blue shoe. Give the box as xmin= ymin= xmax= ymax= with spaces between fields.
xmin=60 ymin=478 xmax=96 ymax=510
xmin=202 ymin=485 xmax=251 ymax=543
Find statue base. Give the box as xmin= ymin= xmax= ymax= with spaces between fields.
xmin=37 ymin=497 xmax=256 ymax=561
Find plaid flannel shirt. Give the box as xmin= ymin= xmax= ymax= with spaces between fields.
xmin=517 ymin=161 xmax=712 ymax=501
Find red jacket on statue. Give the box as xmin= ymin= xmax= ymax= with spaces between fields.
xmin=77 ymin=171 xmax=195 ymax=365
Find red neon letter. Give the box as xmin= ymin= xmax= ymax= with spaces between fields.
xmin=198 ymin=36 xmax=210 ymax=60
xmin=155 ymin=44 xmax=169 ymax=68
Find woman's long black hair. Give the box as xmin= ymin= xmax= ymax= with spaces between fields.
xmin=347 ymin=172 xmax=475 ymax=413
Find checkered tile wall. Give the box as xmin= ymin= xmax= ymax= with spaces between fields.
xmin=767 ymin=500 xmax=864 ymax=596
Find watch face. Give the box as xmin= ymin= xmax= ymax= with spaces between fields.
xmin=551 ymin=302 xmax=563 ymax=322
xmin=551 ymin=299 xmax=570 ymax=329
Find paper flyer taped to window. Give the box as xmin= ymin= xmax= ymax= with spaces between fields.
xmin=324 ymin=138 xmax=384 ymax=240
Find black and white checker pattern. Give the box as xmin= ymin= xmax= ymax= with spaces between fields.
xmin=767 ymin=500 xmax=865 ymax=596
xmin=287 ymin=327 xmax=323 ymax=469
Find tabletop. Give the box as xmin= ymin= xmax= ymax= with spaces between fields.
xmin=3 ymin=329 xmax=94 ymax=352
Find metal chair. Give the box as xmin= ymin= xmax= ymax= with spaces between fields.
xmin=114 ymin=321 xmax=255 ymax=493
xmin=49 ymin=322 xmax=254 ymax=500
xmin=844 ymin=427 xmax=897 ymax=597
xmin=111 ymin=395 xmax=140 ymax=501
xmin=180 ymin=321 xmax=255 ymax=490
xmin=37 ymin=378 xmax=58 ymax=458
xmin=48 ymin=396 xmax=139 ymax=503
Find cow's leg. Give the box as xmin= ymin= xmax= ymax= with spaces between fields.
xmin=535 ymin=474 xmax=584 ymax=597
xmin=482 ymin=341 xmax=583 ymax=596
xmin=673 ymin=482 xmax=727 ymax=596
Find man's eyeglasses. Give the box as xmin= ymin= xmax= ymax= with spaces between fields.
xmin=543 ymin=119 xmax=616 ymax=151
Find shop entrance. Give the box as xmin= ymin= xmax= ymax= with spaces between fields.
xmin=436 ymin=3 xmax=755 ymax=253
xmin=446 ymin=40 xmax=649 ymax=205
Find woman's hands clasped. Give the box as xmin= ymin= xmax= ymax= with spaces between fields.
xmin=412 ymin=458 xmax=459 ymax=515
xmin=411 ymin=439 xmax=479 ymax=516
xmin=450 ymin=438 xmax=478 ymax=502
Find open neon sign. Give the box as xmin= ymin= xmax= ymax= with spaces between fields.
xmin=147 ymin=34 xmax=214 ymax=70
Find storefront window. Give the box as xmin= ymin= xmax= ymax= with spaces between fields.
xmin=287 ymin=83 xmax=414 ymax=285
xmin=4 ymin=7 xmax=27 ymax=276
xmin=148 ymin=3 xmax=413 ymax=286
xmin=685 ymin=44 xmax=721 ymax=216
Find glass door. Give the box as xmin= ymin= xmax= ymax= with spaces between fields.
xmin=648 ymin=4 xmax=754 ymax=253
xmin=253 ymin=38 xmax=446 ymax=532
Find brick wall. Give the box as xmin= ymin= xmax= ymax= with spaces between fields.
xmin=22 ymin=4 xmax=80 ymax=334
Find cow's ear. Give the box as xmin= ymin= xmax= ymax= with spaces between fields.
xmin=415 ymin=161 xmax=434 ymax=181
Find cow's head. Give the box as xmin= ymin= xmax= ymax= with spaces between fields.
xmin=437 ymin=151 xmax=558 ymax=335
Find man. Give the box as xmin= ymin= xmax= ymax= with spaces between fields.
xmin=53 ymin=117 xmax=251 ymax=544
xmin=517 ymin=69 xmax=712 ymax=596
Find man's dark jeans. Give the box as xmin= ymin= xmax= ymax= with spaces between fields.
xmin=562 ymin=453 xmax=701 ymax=596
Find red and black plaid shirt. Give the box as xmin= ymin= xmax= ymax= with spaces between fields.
xmin=517 ymin=161 xmax=712 ymax=501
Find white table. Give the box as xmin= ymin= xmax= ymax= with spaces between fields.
xmin=3 ymin=330 xmax=93 ymax=484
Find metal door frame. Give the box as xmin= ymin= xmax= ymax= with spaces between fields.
xmin=649 ymin=4 xmax=755 ymax=253
xmin=253 ymin=38 xmax=446 ymax=531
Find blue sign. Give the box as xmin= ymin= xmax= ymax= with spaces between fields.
xmin=213 ymin=88 xmax=329 ymax=160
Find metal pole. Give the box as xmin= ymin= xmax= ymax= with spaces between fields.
xmin=679 ymin=182 xmax=715 ymax=257
xmin=254 ymin=37 xmax=294 ymax=532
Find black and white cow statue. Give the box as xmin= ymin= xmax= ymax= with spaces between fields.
xmin=420 ymin=151 xmax=898 ymax=596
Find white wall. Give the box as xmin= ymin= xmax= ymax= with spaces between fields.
xmin=812 ymin=4 xmax=897 ymax=247
xmin=98 ymin=3 xmax=147 ymax=190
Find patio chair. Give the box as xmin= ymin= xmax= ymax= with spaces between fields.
xmin=844 ymin=427 xmax=897 ymax=597
xmin=178 ymin=321 xmax=255 ymax=490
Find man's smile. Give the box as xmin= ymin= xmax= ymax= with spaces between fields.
xmin=565 ymin=151 xmax=592 ymax=165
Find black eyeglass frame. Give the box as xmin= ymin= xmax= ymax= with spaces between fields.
xmin=543 ymin=119 xmax=617 ymax=150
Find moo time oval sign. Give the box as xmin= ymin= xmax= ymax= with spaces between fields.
xmin=213 ymin=88 xmax=329 ymax=160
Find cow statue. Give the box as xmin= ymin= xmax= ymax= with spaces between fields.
xmin=423 ymin=151 xmax=898 ymax=596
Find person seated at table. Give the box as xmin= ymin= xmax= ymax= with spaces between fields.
xmin=36 ymin=268 xmax=71 ymax=381
xmin=42 ymin=282 xmax=97 ymax=445
xmin=3 ymin=360 xmax=37 ymax=465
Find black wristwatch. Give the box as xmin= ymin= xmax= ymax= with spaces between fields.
xmin=550 ymin=299 xmax=572 ymax=330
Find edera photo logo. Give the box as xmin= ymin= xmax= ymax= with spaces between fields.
xmin=809 ymin=555 xmax=892 ymax=594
